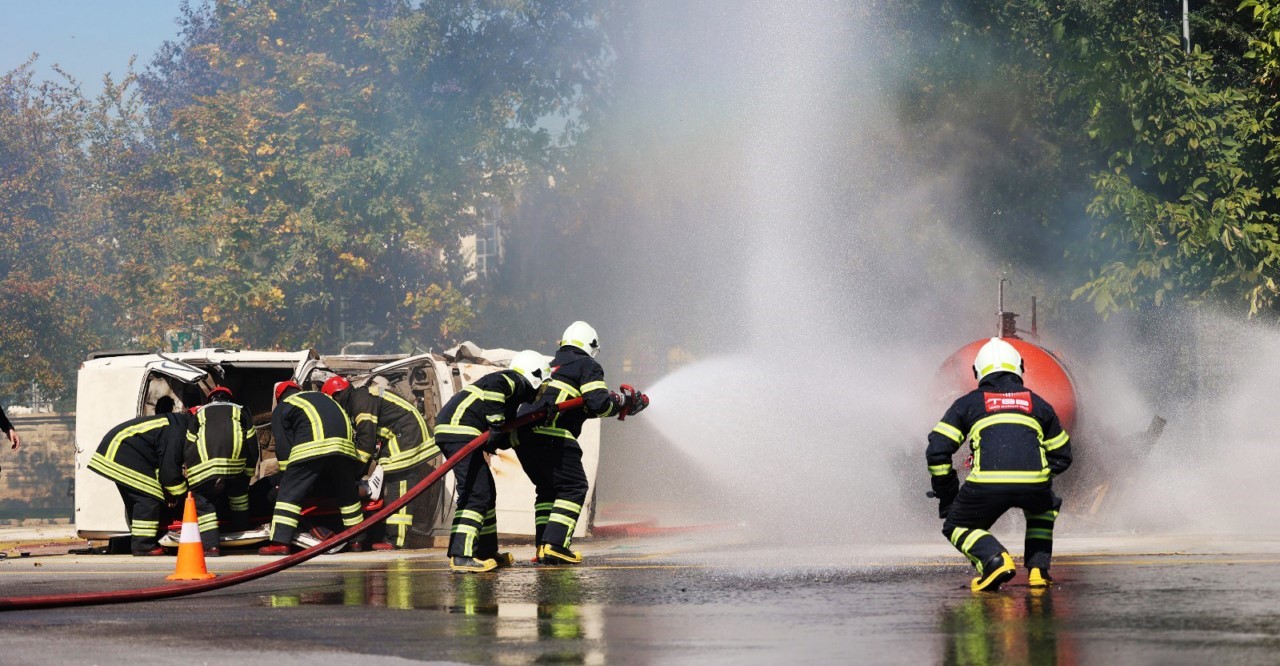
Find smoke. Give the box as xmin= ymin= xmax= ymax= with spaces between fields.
xmin=530 ymin=1 xmax=1280 ymax=547
xmin=585 ymin=1 xmax=1004 ymax=543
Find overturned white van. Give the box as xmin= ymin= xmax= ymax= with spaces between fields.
xmin=73 ymin=344 xmax=600 ymax=549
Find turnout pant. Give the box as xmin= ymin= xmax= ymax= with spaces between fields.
xmin=117 ymin=485 xmax=164 ymax=552
xmin=191 ymin=475 xmax=251 ymax=549
xmin=374 ymin=464 xmax=430 ymax=548
xmin=269 ymin=455 xmax=364 ymax=546
xmin=438 ymin=437 xmax=497 ymax=559
xmin=516 ymin=436 xmax=589 ymax=549
xmin=942 ymin=483 xmax=1062 ymax=573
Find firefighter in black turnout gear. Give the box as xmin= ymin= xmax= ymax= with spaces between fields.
xmin=928 ymin=338 xmax=1072 ymax=592
xmin=434 ymin=350 xmax=550 ymax=573
xmin=89 ymin=412 xmax=191 ymax=555
xmin=258 ymin=381 xmax=365 ymax=556
xmin=185 ymin=386 xmax=259 ymax=555
xmin=517 ymin=321 xmax=648 ymax=564
xmin=322 ymin=375 xmax=441 ymax=550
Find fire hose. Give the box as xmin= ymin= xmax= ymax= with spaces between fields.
xmin=0 ymin=396 xmax=586 ymax=611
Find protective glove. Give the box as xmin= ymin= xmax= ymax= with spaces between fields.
xmin=930 ymin=471 xmax=959 ymax=519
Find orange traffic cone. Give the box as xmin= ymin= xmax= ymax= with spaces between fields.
xmin=166 ymin=494 xmax=216 ymax=581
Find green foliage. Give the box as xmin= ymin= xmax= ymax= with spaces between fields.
xmin=0 ymin=0 xmax=611 ymax=398
xmin=891 ymin=0 xmax=1280 ymax=317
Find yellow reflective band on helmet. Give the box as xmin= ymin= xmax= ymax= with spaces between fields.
xmin=977 ymin=362 xmax=1020 ymax=377
xmin=928 ymin=464 xmax=952 ymax=477
xmin=1043 ymin=431 xmax=1070 ymax=451
xmin=932 ymin=422 xmax=963 ymax=444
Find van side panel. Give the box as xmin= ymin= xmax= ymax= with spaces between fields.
xmin=74 ymin=364 xmax=149 ymax=537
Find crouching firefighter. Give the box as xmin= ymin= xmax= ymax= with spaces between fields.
xmin=88 ymin=411 xmax=191 ymax=555
xmin=516 ymin=321 xmax=649 ymax=565
xmin=259 ymin=381 xmax=365 ymax=556
xmin=927 ymin=338 xmax=1072 ymax=592
xmin=322 ymin=375 xmax=441 ymax=550
xmin=434 ymin=350 xmax=550 ymax=573
xmin=185 ymin=386 xmax=259 ymax=556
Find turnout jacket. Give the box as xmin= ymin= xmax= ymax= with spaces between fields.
xmin=185 ymin=401 xmax=259 ymax=486
xmin=927 ymin=372 xmax=1072 ymax=488
xmin=434 ymin=369 xmax=536 ymax=445
xmin=270 ymin=390 xmax=357 ymax=470
xmin=88 ymin=413 xmax=190 ymax=500
xmin=523 ymin=346 xmax=619 ymax=443
xmin=335 ymin=385 xmax=439 ymax=472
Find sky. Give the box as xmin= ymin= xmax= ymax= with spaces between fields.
xmin=0 ymin=1 xmax=185 ymax=96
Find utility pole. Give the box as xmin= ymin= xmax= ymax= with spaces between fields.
xmin=1182 ymin=0 xmax=1191 ymax=54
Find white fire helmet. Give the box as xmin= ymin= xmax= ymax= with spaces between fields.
xmin=509 ymin=349 xmax=552 ymax=390
xmin=559 ymin=320 xmax=600 ymax=358
xmin=972 ymin=337 xmax=1024 ymax=381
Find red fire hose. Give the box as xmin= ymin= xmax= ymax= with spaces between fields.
xmin=0 ymin=396 xmax=585 ymax=611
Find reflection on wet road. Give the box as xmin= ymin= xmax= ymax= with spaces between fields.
xmin=5 ymin=544 xmax=1280 ymax=664
xmin=941 ymin=589 xmax=1072 ymax=666
xmin=260 ymin=562 xmax=606 ymax=664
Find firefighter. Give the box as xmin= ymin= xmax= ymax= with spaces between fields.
xmin=185 ymin=386 xmax=259 ymax=556
xmin=321 ymin=375 xmax=441 ymax=550
xmin=88 ymin=412 xmax=190 ymax=555
xmin=258 ymin=380 xmax=365 ymax=556
xmin=515 ymin=321 xmax=648 ymax=564
xmin=927 ymin=337 xmax=1073 ymax=592
xmin=435 ymin=349 xmax=550 ymax=573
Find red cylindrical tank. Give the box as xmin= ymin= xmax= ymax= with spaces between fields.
xmin=934 ymin=338 xmax=1078 ymax=431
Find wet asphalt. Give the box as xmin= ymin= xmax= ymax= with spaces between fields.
xmin=1 ymin=533 xmax=1279 ymax=665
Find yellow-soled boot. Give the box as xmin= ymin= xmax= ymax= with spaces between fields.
xmin=492 ymin=552 xmax=515 ymax=568
xmin=1028 ymin=567 xmax=1053 ymax=588
xmin=971 ymin=552 xmax=1016 ymax=592
xmin=537 ymin=543 xmax=582 ymax=565
xmin=450 ymin=556 xmax=498 ymax=573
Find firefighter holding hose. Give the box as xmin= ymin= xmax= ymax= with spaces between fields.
xmin=515 ymin=321 xmax=648 ymax=564
xmin=434 ymin=350 xmax=550 ymax=573
xmin=321 ymin=375 xmax=441 ymax=550
xmin=927 ymin=337 xmax=1072 ymax=592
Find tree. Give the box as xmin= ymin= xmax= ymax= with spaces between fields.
xmin=139 ymin=0 xmax=611 ymax=352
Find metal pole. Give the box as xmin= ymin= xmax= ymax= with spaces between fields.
xmin=1182 ymin=0 xmax=1191 ymax=54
